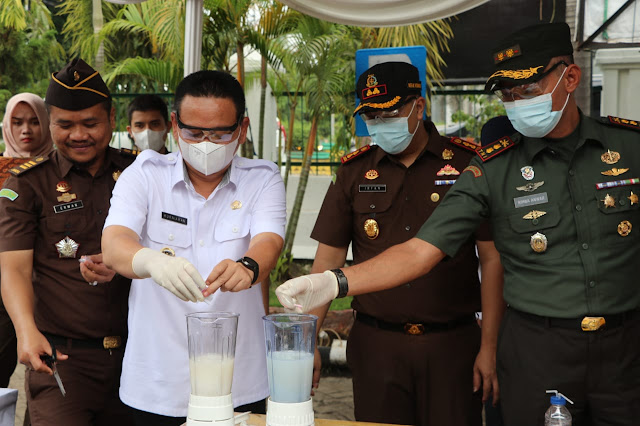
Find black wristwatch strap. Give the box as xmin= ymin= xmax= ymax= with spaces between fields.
xmin=330 ymin=268 xmax=349 ymax=298
xmin=237 ymin=257 xmax=259 ymax=285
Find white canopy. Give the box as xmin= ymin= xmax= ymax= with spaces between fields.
xmin=277 ymin=0 xmax=491 ymax=27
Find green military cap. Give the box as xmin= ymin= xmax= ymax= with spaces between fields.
xmin=45 ymin=58 xmax=110 ymax=110
xmin=484 ymin=23 xmax=574 ymax=92
xmin=353 ymin=62 xmax=422 ymax=116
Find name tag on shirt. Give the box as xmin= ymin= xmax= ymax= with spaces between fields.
xmin=53 ymin=200 xmax=84 ymax=214
xmin=513 ymin=192 xmax=548 ymax=208
xmin=359 ymin=184 xmax=386 ymax=193
xmin=162 ymin=212 xmax=188 ymax=225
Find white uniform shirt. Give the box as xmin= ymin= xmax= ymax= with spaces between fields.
xmin=104 ymin=150 xmax=286 ymax=416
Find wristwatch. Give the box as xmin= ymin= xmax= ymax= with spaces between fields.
xmin=237 ymin=257 xmax=259 ymax=285
xmin=330 ymin=268 xmax=349 ymax=298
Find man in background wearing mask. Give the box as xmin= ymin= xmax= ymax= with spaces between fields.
xmin=126 ymin=94 xmax=171 ymax=153
xmin=276 ymin=23 xmax=640 ymax=426
xmin=101 ymin=70 xmax=285 ymax=425
xmin=307 ymin=61 xmax=504 ymax=426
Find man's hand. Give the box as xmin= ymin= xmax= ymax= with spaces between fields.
xmin=203 ymin=259 xmax=253 ymax=296
xmin=79 ymin=253 xmax=116 ymax=285
xmin=473 ymin=345 xmax=499 ymax=405
xmin=275 ymin=271 xmax=339 ymax=313
xmin=132 ymin=248 xmax=206 ymax=302
xmin=17 ymin=328 xmax=68 ymax=375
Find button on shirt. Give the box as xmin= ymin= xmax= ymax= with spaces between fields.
xmin=417 ymin=114 xmax=640 ymax=318
xmin=0 ymin=149 xmax=133 ymax=339
xmin=103 ymin=151 xmax=286 ymax=416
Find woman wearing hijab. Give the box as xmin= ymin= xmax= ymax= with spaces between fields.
xmin=2 ymin=92 xmax=53 ymax=158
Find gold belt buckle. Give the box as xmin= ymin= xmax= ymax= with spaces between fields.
xmin=581 ymin=317 xmax=605 ymax=331
xmin=103 ymin=336 xmax=122 ymax=349
xmin=404 ymin=323 xmax=425 ymax=335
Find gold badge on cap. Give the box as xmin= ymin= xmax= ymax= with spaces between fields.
xmin=430 ymin=193 xmax=440 ymax=202
xmin=601 ymin=150 xmax=620 ymax=165
xmin=55 ymin=236 xmax=79 ymax=258
xmin=516 ymin=181 xmax=544 ymax=192
xmin=112 ymin=170 xmax=122 ymax=181
xmin=628 ymin=191 xmax=638 ymax=205
xmin=618 ymin=220 xmax=632 ymax=237
xmin=442 ymin=149 xmax=454 ymax=160
xmin=363 ymin=219 xmax=379 ymax=239
xmin=73 ymin=70 xmax=80 ymax=81
xmin=57 ymin=192 xmax=77 ymax=203
xmin=601 ymin=167 xmax=629 ymax=176
xmin=437 ymin=164 xmax=460 ymax=176
xmin=523 ymin=210 xmax=546 ymax=220
xmin=56 ymin=181 xmax=71 ymax=193
xmin=530 ymin=232 xmax=547 ymax=253
xmin=602 ymin=194 xmax=616 ymax=208
xmin=364 ymin=170 xmax=379 ymax=180
xmin=231 ymin=200 xmax=242 ymax=210
xmin=520 ymin=166 xmax=534 ymax=181
xmin=161 ymin=247 xmax=176 ymax=256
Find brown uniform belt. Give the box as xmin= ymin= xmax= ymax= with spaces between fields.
xmin=511 ymin=308 xmax=640 ymax=331
xmin=43 ymin=333 xmax=123 ymax=350
xmin=355 ymin=311 xmax=476 ymax=335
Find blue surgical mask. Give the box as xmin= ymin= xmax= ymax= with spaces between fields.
xmin=365 ymin=100 xmax=419 ymax=154
xmin=503 ymin=67 xmax=570 ymax=138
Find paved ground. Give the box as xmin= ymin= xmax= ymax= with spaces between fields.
xmin=8 ymin=363 xmax=354 ymax=425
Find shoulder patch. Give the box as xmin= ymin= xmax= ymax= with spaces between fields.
xmin=604 ymin=116 xmax=640 ymax=131
xmin=463 ymin=165 xmax=483 ymax=178
xmin=119 ymin=147 xmax=141 ymax=157
xmin=7 ymin=156 xmax=48 ymax=177
xmin=476 ymin=136 xmax=517 ymax=162
xmin=341 ymin=145 xmax=372 ymax=164
xmin=448 ymin=137 xmax=479 ymax=153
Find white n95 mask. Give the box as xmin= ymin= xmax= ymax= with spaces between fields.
xmin=133 ymin=129 xmax=166 ymax=152
xmin=179 ymin=136 xmax=238 ymax=176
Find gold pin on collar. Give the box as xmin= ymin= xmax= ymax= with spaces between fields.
xmin=112 ymin=170 xmax=122 ymax=181
xmin=442 ymin=149 xmax=454 ymax=160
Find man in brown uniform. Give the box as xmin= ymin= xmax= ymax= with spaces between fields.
xmin=0 ymin=59 xmax=135 ymax=425
xmin=309 ymin=62 xmax=504 ymax=426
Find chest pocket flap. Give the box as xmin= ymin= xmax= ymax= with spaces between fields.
xmin=352 ymin=191 xmax=394 ymax=214
xmin=507 ymin=203 xmax=561 ymax=233
xmin=147 ymin=221 xmax=191 ymax=248
xmin=45 ymin=215 xmax=87 ymax=234
xmin=214 ymin=213 xmax=252 ymax=243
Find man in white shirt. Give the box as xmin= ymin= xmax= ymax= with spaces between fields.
xmin=102 ymin=70 xmax=286 ymax=426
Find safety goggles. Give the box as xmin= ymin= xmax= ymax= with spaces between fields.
xmin=359 ymin=98 xmax=417 ymax=123
xmin=176 ymin=113 xmax=241 ymax=143
xmin=493 ymin=61 xmax=568 ymax=102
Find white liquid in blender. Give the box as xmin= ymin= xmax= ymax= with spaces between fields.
xmin=267 ymin=350 xmax=314 ymax=403
xmin=189 ymin=355 xmax=235 ymax=396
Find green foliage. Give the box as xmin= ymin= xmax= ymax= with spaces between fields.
xmin=450 ymin=94 xmax=506 ymax=140
xmin=269 ymin=249 xmax=293 ymax=284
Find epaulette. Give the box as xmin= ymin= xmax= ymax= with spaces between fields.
xmin=448 ymin=137 xmax=479 ymax=153
xmin=341 ymin=145 xmax=372 ymax=164
xmin=7 ymin=156 xmax=48 ymax=177
xmin=119 ymin=147 xmax=141 ymax=157
xmin=603 ymin=116 xmax=640 ymax=132
xmin=476 ymin=136 xmax=517 ymax=162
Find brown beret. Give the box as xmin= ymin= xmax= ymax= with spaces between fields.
xmin=45 ymin=58 xmax=110 ymax=111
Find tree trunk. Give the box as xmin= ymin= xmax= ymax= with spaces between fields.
xmin=284 ymin=115 xmax=318 ymax=254
xmin=237 ymin=41 xmax=251 ymax=158
xmin=283 ymin=101 xmax=297 ymax=188
xmin=258 ymin=56 xmax=267 ymax=159
xmin=92 ymin=0 xmax=104 ymax=71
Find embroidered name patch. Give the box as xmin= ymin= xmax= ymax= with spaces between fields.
xmin=513 ymin=192 xmax=548 ymax=209
xmin=162 ymin=212 xmax=188 ymax=225
xmin=359 ymin=184 xmax=386 ymax=193
xmin=53 ymin=200 xmax=84 ymax=214
xmin=463 ymin=165 xmax=482 ymax=178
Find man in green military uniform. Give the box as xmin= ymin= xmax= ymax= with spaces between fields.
xmin=275 ymin=23 xmax=640 ymax=426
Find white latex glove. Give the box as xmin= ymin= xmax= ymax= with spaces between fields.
xmin=132 ymin=248 xmax=206 ymax=302
xmin=275 ymin=271 xmax=339 ymax=313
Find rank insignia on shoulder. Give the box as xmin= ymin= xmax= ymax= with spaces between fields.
xmin=120 ymin=148 xmax=141 ymax=157
xmin=605 ymin=115 xmax=640 ymax=131
xmin=341 ymin=145 xmax=371 ymax=164
xmin=8 ymin=156 xmax=48 ymax=177
xmin=477 ymin=137 xmax=516 ymax=162
xmin=448 ymin=137 xmax=479 ymax=153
